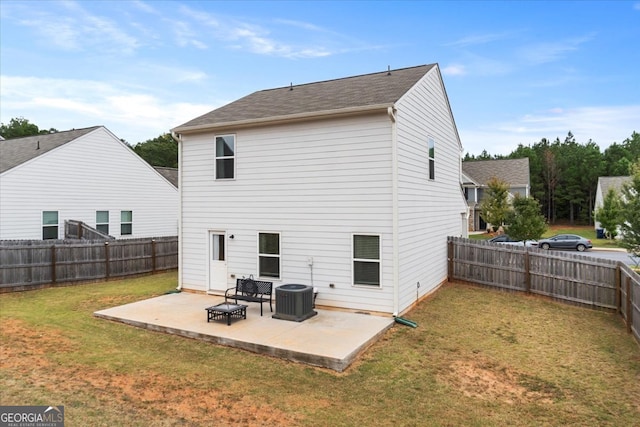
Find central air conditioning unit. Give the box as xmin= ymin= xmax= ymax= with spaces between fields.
xmin=272 ymin=284 xmax=317 ymax=322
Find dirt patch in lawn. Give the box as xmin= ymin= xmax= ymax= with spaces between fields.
xmin=439 ymin=359 xmax=563 ymax=405
xmin=0 ymin=318 xmax=299 ymax=425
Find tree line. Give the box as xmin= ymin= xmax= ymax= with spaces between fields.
xmin=465 ymin=131 xmax=640 ymax=225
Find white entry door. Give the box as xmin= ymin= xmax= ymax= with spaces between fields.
xmin=208 ymin=232 xmax=227 ymax=292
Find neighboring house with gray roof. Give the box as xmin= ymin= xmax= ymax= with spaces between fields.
xmin=594 ymin=176 xmax=631 ymax=233
xmin=171 ymin=64 xmax=468 ymax=316
xmin=154 ymin=167 xmax=178 ymax=188
xmin=462 ymin=158 xmax=530 ymax=231
xmin=0 ymin=126 xmax=178 ymax=240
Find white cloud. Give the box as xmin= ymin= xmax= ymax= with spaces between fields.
xmin=517 ymin=34 xmax=594 ymax=65
xmin=442 ymin=64 xmax=467 ymax=76
xmin=460 ymin=105 xmax=640 ymax=155
xmin=445 ymin=32 xmax=514 ymax=47
xmin=178 ymin=5 xmax=336 ymax=58
xmin=174 ymin=20 xmax=208 ymax=49
xmin=0 ymin=75 xmax=212 ymax=143
xmin=14 ymin=1 xmax=140 ymax=54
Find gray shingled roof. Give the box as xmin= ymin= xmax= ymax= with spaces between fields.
xmin=598 ymin=176 xmax=631 ymax=196
xmin=462 ymin=158 xmax=530 ymax=187
xmin=154 ymin=167 xmax=178 ymax=188
xmin=173 ymin=64 xmax=436 ymax=132
xmin=0 ymin=126 xmax=101 ymax=174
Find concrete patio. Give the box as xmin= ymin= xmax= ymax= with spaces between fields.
xmin=94 ymin=292 xmax=395 ymax=372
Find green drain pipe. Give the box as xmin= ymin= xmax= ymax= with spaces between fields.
xmin=394 ymin=316 xmax=418 ymax=328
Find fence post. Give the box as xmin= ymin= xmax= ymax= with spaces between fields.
xmin=51 ymin=245 xmax=56 ymax=284
xmin=105 ymin=242 xmax=110 ymax=279
xmin=616 ymin=264 xmax=622 ymax=314
xmin=447 ymin=239 xmax=453 ymax=282
xmin=626 ymin=276 xmax=632 ymax=334
xmin=152 ymin=239 xmax=157 ymax=273
xmin=524 ymin=250 xmax=531 ymax=293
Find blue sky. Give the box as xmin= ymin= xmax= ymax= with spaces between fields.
xmin=1 ymin=1 xmax=638 ymax=155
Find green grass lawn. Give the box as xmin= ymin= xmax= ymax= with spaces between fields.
xmin=1 ymin=272 xmax=639 ymax=426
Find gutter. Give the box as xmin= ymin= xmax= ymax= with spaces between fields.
xmin=172 ymin=103 xmax=392 ymax=135
xmin=388 ymin=106 xmax=400 ymax=316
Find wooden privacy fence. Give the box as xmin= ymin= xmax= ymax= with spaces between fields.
xmin=0 ymin=236 xmax=178 ymax=292
xmin=447 ymin=236 xmax=640 ymax=345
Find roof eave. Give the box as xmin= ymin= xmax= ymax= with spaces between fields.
xmin=172 ymin=103 xmax=393 ymax=135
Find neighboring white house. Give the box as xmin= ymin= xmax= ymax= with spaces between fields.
xmin=594 ymin=176 xmax=631 ymax=233
xmin=0 ymin=126 xmax=178 ymax=240
xmin=171 ymin=64 xmax=468 ymax=316
xmin=461 ymin=158 xmax=531 ymax=231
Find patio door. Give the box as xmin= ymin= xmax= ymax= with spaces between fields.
xmin=208 ymin=231 xmax=227 ymax=292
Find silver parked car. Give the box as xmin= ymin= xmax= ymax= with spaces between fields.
xmin=488 ymin=234 xmax=538 ymax=247
xmin=537 ymin=234 xmax=592 ymax=251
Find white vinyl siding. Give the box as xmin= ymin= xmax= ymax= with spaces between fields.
xmin=179 ymin=114 xmax=396 ymax=311
xmin=0 ymin=127 xmax=178 ymax=240
xmin=394 ymin=65 xmax=468 ymax=312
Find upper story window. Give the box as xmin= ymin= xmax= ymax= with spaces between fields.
xmin=121 ymin=210 xmax=133 ymax=235
xmin=42 ymin=211 xmax=58 ymax=240
xmin=96 ymin=210 xmax=109 ymax=235
xmin=215 ymin=135 xmax=235 ymax=179
xmin=428 ymin=137 xmax=435 ymax=180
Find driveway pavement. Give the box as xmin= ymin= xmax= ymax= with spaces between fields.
xmin=94 ymin=292 xmax=394 ymax=372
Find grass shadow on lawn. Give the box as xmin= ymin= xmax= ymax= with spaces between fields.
xmin=1 ymin=272 xmax=639 ymax=426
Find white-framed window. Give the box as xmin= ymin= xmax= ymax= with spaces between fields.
xmin=96 ymin=210 xmax=109 ymax=235
xmin=42 ymin=211 xmax=59 ymax=240
xmin=215 ymin=135 xmax=235 ymax=180
xmin=428 ymin=137 xmax=435 ymax=180
xmin=120 ymin=210 xmax=133 ymax=235
xmin=353 ymin=234 xmax=381 ymax=286
xmin=258 ymin=232 xmax=280 ymax=279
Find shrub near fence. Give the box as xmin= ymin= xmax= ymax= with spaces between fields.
xmin=0 ymin=236 xmax=178 ymax=292
xmin=447 ymin=236 xmax=640 ymax=345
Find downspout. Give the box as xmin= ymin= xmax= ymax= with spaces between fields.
xmin=172 ymin=131 xmax=183 ymax=290
xmin=388 ymin=106 xmax=400 ymax=316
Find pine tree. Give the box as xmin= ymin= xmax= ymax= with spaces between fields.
xmin=594 ymin=188 xmax=622 ymax=238
xmin=504 ymin=195 xmax=547 ymax=246
xmin=479 ymin=177 xmax=511 ymax=231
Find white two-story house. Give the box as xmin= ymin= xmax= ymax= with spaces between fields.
xmin=172 ymin=64 xmax=468 ymax=316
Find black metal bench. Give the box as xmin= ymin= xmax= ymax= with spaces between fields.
xmin=225 ymin=277 xmax=273 ymax=316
